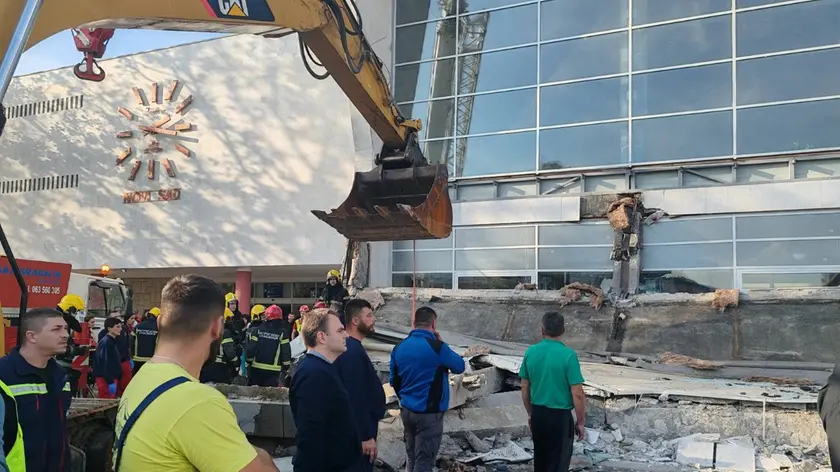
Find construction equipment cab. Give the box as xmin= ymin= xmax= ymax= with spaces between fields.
xmin=0 ymin=0 xmax=453 ymax=243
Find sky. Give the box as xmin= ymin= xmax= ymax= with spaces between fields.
xmin=14 ymin=30 xmax=223 ymax=76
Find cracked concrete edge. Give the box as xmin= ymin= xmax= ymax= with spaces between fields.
xmin=376 ymin=287 xmax=840 ymax=306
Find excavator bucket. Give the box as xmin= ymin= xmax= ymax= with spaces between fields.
xmin=312 ymin=164 xmax=452 ymax=242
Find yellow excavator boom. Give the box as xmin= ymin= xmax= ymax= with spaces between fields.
xmin=0 ymin=0 xmax=453 ymax=242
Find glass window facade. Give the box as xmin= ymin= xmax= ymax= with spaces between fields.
xmin=394 ymin=0 xmax=840 ymax=177
xmin=391 ymin=211 xmax=840 ymax=293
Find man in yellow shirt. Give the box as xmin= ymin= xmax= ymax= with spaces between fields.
xmin=112 ymin=274 xmax=278 ymax=472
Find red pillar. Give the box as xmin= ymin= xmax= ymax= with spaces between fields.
xmin=235 ymin=269 xmax=252 ymax=316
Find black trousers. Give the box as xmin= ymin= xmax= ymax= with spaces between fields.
xmin=248 ymin=367 xmax=282 ymax=387
xmin=819 ymin=383 xmax=840 ymax=471
xmin=531 ymin=405 xmax=574 ymax=472
xmin=200 ymin=362 xmax=235 ymax=384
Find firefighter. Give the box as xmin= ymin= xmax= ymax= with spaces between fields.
xmin=245 ymin=305 xmax=292 ymax=387
xmin=199 ymin=308 xmax=238 ymax=384
xmin=130 ymin=307 xmax=159 ymax=375
xmin=290 ymin=305 xmax=309 ymax=340
xmin=320 ymin=269 xmax=351 ymax=308
xmin=55 ymin=294 xmax=87 ymax=397
xmin=242 ymin=304 xmax=266 ymax=377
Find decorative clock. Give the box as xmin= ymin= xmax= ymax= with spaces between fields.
xmin=113 ymin=80 xmax=197 ymax=181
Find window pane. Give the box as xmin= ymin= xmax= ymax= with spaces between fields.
xmin=393 ymin=250 xmax=452 ymax=272
xmin=644 ymin=243 xmax=733 ymax=269
xmin=395 ymin=59 xmax=457 ymax=102
xmin=633 ymin=63 xmax=731 ymax=116
xmin=395 ymin=19 xmax=457 ymax=64
xmin=735 ymin=162 xmax=789 ymax=183
xmin=736 ymin=1 xmax=840 ymax=57
xmin=458 ymin=89 xmax=536 ymax=135
xmin=457 ymin=132 xmax=536 ymax=177
xmin=736 ymin=0 xmax=787 ymax=7
xmin=538 ymin=247 xmax=613 ymax=271
xmin=461 ymin=0 xmax=532 ymax=13
xmin=645 ymin=218 xmax=732 ymax=244
xmin=633 ymin=111 xmax=732 ymax=162
xmin=458 ymin=276 xmax=530 ymax=290
xmin=421 ymin=139 xmax=455 ymax=166
xmin=498 ymin=181 xmax=537 ymax=198
xmin=742 ymin=272 xmax=840 ymax=290
xmin=737 ymin=99 xmax=840 ymax=155
xmin=633 ymin=16 xmax=731 ymax=70
xmin=737 ymin=240 xmax=840 ymax=266
xmin=462 ymin=46 xmax=537 ymax=94
xmin=539 ymin=224 xmax=614 ymax=246
xmin=795 ymin=158 xmax=840 ymax=180
xmin=292 ymin=282 xmax=323 ymax=299
xmin=455 ymin=226 xmax=535 ymax=248
xmin=541 ymin=0 xmax=628 ymax=41
xmin=683 ymin=166 xmax=732 ymax=187
xmin=736 ymin=212 xmax=840 ymax=239
xmin=540 ymin=77 xmax=629 ymax=127
xmin=540 ymin=32 xmax=628 ymax=83
xmin=458 ymin=4 xmax=537 ymax=54
xmin=394 ymin=235 xmax=453 ymax=250
xmin=633 ymin=0 xmax=731 ymax=25
xmin=540 ymin=122 xmax=629 ymax=169
xmin=737 ymin=49 xmax=840 ymax=106
xmin=538 ymin=272 xmax=613 ymax=291
xmin=458 ymin=184 xmax=495 ymax=200
xmin=538 ymin=177 xmax=583 ymax=195
xmin=634 ymin=171 xmax=679 ymax=189
xmin=392 ymin=273 xmax=453 ymax=289
xmin=455 ymin=248 xmax=536 ymax=270
xmin=396 ymin=1 xmax=452 ymax=25
xmin=399 ymin=99 xmax=455 ymax=140
xmin=584 ymin=174 xmax=628 ymax=192
xmin=641 ymin=270 xmax=734 ymax=293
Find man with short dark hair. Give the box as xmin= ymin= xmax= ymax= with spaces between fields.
xmin=0 ymin=307 xmax=73 ymax=471
xmin=335 ymin=299 xmax=386 ymax=470
xmin=519 ymin=312 xmax=586 ymax=472
xmin=290 ymin=308 xmax=361 ymax=472
xmin=114 ymin=274 xmax=278 ymax=472
xmin=390 ymin=306 xmax=465 ymax=472
xmin=94 ymin=317 xmax=123 ymax=399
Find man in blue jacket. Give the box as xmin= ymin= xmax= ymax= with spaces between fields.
xmin=94 ymin=317 xmax=123 ymax=398
xmin=0 ymin=307 xmax=73 ymax=472
xmin=335 ymin=299 xmax=386 ymax=471
xmin=390 ymin=307 xmax=465 ymax=472
xmin=290 ymin=308 xmax=360 ymax=472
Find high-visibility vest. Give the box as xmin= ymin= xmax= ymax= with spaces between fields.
xmin=0 ymin=380 xmax=26 ymax=472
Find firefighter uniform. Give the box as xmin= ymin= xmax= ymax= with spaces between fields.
xmin=245 ymin=305 xmax=292 ymax=387
xmin=130 ymin=311 xmax=159 ymax=375
xmin=55 ymin=294 xmax=86 ymax=398
xmin=0 ymin=381 xmax=25 ymax=471
xmin=0 ymin=348 xmax=72 ymax=472
xmin=199 ymin=309 xmax=239 ymax=384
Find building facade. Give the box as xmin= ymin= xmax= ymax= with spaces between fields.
xmin=2 ymin=0 xmax=840 ymax=313
xmin=372 ymin=0 xmax=840 ymax=293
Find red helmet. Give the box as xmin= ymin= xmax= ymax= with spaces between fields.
xmin=265 ymin=305 xmax=283 ymax=321
xmin=313 ymin=301 xmax=327 ymax=309
xmin=299 ymin=305 xmax=310 ymax=313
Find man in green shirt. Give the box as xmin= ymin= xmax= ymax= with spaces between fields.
xmin=519 ymin=312 xmax=586 ymax=472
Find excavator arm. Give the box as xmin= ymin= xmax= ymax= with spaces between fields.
xmin=0 ymin=0 xmax=452 ymax=242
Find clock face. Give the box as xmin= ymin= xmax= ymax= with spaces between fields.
xmin=114 ymin=80 xmax=198 ymax=181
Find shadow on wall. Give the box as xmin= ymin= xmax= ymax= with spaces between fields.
xmin=0 ymin=34 xmax=356 ymax=270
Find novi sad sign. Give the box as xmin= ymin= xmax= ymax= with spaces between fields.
xmin=122 ymin=188 xmax=181 ymax=204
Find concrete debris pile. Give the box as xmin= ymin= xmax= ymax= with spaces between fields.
xmin=657 ymin=352 xmax=723 ymax=370
xmin=712 ymin=288 xmax=740 ymax=312
xmin=561 ymin=282 xmax=604 ymax=310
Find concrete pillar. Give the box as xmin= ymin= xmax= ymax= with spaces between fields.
xmin=235 ymin=269 xmax=252 ymax=315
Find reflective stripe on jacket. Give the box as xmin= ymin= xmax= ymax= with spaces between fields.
xmin=0 ymin=380 xmax=25 ymax=471
xmin=246 ymin=319 xmax=291 ymax=372
xmin=131 ymin=317 xmax=158 ymax=362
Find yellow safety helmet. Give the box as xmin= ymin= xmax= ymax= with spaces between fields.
xmin=250 ymin=304 xmax=266 ymax=317
xmin=224 ymin=307 xmax=234 ymax=319
xmin=148 ymin=307 xmax=161 ymax=317
xmin=225 ymin=292 xmax=238 ymax=304
xmin=327 ymin=269 xmax=341 ymax=281
xmin=58 ymin=294 xmax=85 ymax=314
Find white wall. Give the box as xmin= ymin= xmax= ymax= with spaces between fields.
xmin=0 ymin=34 xmax=359 ymax=270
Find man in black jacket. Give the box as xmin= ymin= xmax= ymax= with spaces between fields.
xmin=245 ymin=305 xmax=291 ymax=387
xmin=130 ymin=308 xmax=159 ymax=375
xmin=290 ymin=308 xmax=360 ymax=472
xmin=94 ymin=317 xmax=123 ymax=398
xmin=335 ymin=299 xmax=386 ymax=471
xmin=199 ymin=308 xmax=239 ymax=384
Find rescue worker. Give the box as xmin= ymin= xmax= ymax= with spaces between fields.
xmin=130 ymin=307 xmax=159 ymax=375
xmin=320 ymin=269 xmax=351 ymax=309
xmin=199 ymin=308 xmax=238 ymax=384
xmin=242 ymin=304 xmax=266 ymax=377
xmin=225 ymin=292 xmax=249 ymax=340
xmin=55 ymin=294 xmax=87 ymax=398
xmin=245 ymin=305 xmax=292 ymax=387
xmin=94 ymin=317 xmax=123 ymax=399
xmin=0 ymin=307 xmax=73 ymax=472
xmin=290 ymin=305 xmax=308 ymax=340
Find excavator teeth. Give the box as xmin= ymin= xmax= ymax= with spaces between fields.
xmin=373 ymin=205 xmax=389 ymax=217
xmin=351 ymin=207 xmax=369 ymax=217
